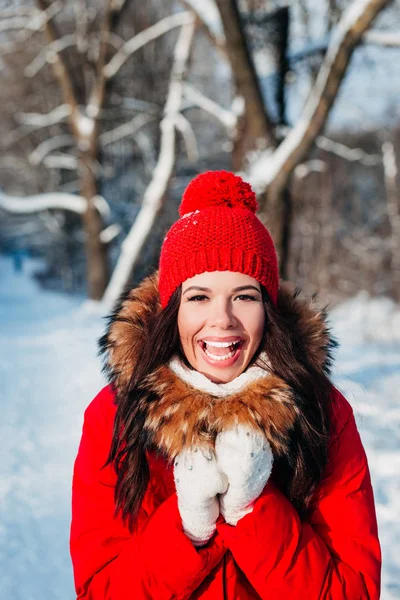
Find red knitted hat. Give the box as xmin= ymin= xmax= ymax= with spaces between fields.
xmin=158 ymin=170 xmax=279 ymax=307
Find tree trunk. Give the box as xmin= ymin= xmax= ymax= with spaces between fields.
xmin=382 ymin=140 xmax=400 ymax=302
xmin=253 ymin=0 xmax=390 ymax=264
xmin=80 ymin=148 xmax=109 ymax=300
xmin=214 ymin=0 xmax=276 ymax=171
xmin=257 ymin=184 xmax=290 ymax=274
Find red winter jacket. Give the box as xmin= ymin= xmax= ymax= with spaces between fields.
xmin=70 ymin=384 xmax=381 ymax=599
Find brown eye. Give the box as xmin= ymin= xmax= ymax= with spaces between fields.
xmin=235 ymin=294 xmax=258 ymax=301
xmin=187 ymin=295 xmax=208 ymax=302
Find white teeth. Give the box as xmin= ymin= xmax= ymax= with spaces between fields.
xmin=202 ymin=340 xmax=240 ymax=348
xmin=204 ymin=348 xmax=236 ymax=361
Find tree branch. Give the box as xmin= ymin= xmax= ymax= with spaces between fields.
xmin=0 ymin=17 xmax=32 ymax=31
xmin=35 ymin=0 xmax=80 ymax=119
xmin=134 ymin=131 xmax=157 ymax=169
xmin=42 ymin=153 xmax=78 ymax=170
xmin=248 ymin=0 xmax=391 ymax=196
xmin=100 ymin=113 xmax=156 ymax=146
xmin=73 ymin=0 xmax=89 ymax=54
xmin=183 ymin=83 xmax=237 ymax=131
xmin=16 ymin=104 xmax=71 ymax=128
xmin=100 ymin=223 xmax=121 ymax=244
xmin=363 ymin=29 xmax=400 ymax=46
xmin=0 ymin=190 xmax=110 ymax=218
xmin=0 ymin=7 xmax=34 ymax=18
xmin=103 ymin=15 xmax=196 ymax=306
xmin=103 ymin=11 xmax=193 ymax=80
xmin=214 ymin=0 xmax=277 ymax=154
xmin=87 ymin=0 xmax=114 ymax=119
xmin=175 ymin=113 xmax=199 ymax=161
xmin=179 ymin=0 xmax=227 ymax=59
xmin=29 ymin=135 xmax=74 ymax=165
xmin=0 ymin=191 xmax=87 ymax=215
xmin=277 ymin=124 xmax=382 ymax=166
xmin=5 ymin=105 xmax=71 ymax=148
xmin=25 ymin=34 xmax=78 ymax=77
xmin=315 ymin=135 xmax=382 ymax=166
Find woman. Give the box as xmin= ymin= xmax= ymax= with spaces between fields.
xmin=70 ymin=171 xmax=381 ymax=599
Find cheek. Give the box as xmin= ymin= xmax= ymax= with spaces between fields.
xmin=177 ymin=308 xmax=198 ymax=354
xmin=248 ymin=308 xmax=265 ymax=349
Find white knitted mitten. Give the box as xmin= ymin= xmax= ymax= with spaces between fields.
xmin=215 ymin=424 xmax=274 ymax=526
xmin=174 ymin=448 xmax=228 ymax=546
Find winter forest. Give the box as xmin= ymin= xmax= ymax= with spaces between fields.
xmin=1 ymin=0 xmax=400 ymax=598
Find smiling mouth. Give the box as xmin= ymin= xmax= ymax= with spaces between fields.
xmin=198 ymin=340 xmax=243 ymax=362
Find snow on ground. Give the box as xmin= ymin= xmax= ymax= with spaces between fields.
xmin=0 ymin=256 xmax=399 ymax=599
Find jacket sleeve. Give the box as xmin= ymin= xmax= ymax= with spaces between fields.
xmin=216 ymin=388 xmax=381 ymax=599
xmin=70 ymin=386 xmax=226 ymax=600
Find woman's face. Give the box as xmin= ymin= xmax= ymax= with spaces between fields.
xmin=177 ymin=271 xmax=265 ymax=383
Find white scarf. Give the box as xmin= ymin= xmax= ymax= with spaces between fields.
xmin=168 ymin=352 xmax=271 ymax=398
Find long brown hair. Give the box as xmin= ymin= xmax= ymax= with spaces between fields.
xmin=104 ymin=282 xmax=335 ymax=531
xmin=259 ymin=287 xmax=334 ymax=514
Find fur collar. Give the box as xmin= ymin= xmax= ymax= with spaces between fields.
xmin=168 ymin=354 xmax=271 ymax=397
xmin=100 ymin=273 xmax=336 ymax=461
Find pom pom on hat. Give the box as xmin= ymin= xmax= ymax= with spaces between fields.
xmin=179 ymin=170 xmax=258 ymax=216
xmin=159 ymin=170 xmax=279 ymax=308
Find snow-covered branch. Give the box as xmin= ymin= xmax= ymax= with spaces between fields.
xmin=0 ymin=1 xmax=59 ymax=32
xmin=17 ymin=104 xmax=71 ymax=128
xmin=183 ymin=83 xmax=236 ymax=131
xmin=0 ymin=7 xmax=34 ymax=17
xmin=0 ymin=191 xmax=110 ymax=218
xmin=29 ymin=135 xmax=74 ymax=166
xmin=175 ymin=114 xmax=199 ymax=161
xmin=16 ymin=1 xmax=63 ymax=42
xmin=100 ymin=113 xmax=155 ymax=146
xmin=42 ymin=154 xmax=78 ymax=170
xmin=103 ymin=31 xmax=125 ymax=50
xmin=0 ymin=17 xmax=31 ymax=31
xmin=103 ymin=15 xmax=196 ymax=307
xmin=363 ymin=29 xmax=400 ymax=46
xmin=316 ymin=135 xmax=381 ymax=166
xmin=248 ymin=0 xmax=390 ymax=195
xmin=0 ymin=191 xmax=87 ymax=215
xmin=25 ymin=34 xmax=77 ymax=77
xmin=35 ymin=0 xmax=79 ymax=116
xmin=104 ymin=11 xmax=193 ymax=80
xmin=110 ymin=0 xmax=129 ymax=12
xmin=277 ymin=124 xmax=382 ymax=166
xmin=294 ymin=160 xmax=327 ymax=179
xmin=100 ymin=224 xmax=121 ymax=244
xmin=134 ymin=131 xmax=157 ymax=168
xmin=179 ymin=0 xmax=227 ymax=58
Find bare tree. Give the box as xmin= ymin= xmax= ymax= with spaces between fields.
xmin=211 ymin=0 xmax=390 ymax=264
xmin=103 ymin=13 xmax=196 ymax=307
xmin=1 ymin=0 xmax=397 ymax=306
xmin=1 ymin=0 xmax=188 ymax=299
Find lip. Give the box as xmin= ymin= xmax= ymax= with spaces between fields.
xmin=197 ymin=338 xmax=244 ymax=368
xmin=199 ymin=336 xmax=244 ymax=343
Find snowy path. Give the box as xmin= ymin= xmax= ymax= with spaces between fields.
xmin=0 ymin=257 xmax=399 ymax=599
xmin=0 ymin=259 xmax=104 ymax=600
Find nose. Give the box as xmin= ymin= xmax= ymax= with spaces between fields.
xmin=209 ymin=298 xmax=237 ymax=329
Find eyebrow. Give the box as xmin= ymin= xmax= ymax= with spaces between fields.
xmin=182 ymin=285 xmax=261 ymax=295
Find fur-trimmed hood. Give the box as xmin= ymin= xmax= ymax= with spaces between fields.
xmin=100 ymin=273 xmax=336 ymax=462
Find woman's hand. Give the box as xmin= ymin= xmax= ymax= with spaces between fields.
xmin=174 ymin=448 xmax=228 ymax=546
xmin=215 ymin=424 xmax=274 ymax=525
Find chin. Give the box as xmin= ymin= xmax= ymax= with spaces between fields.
xmin=199 ymin=364 xmax=245 ymax=384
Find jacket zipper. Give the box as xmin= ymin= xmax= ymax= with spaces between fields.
xmin=223 ymin=552 xmax=227 ymax=599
